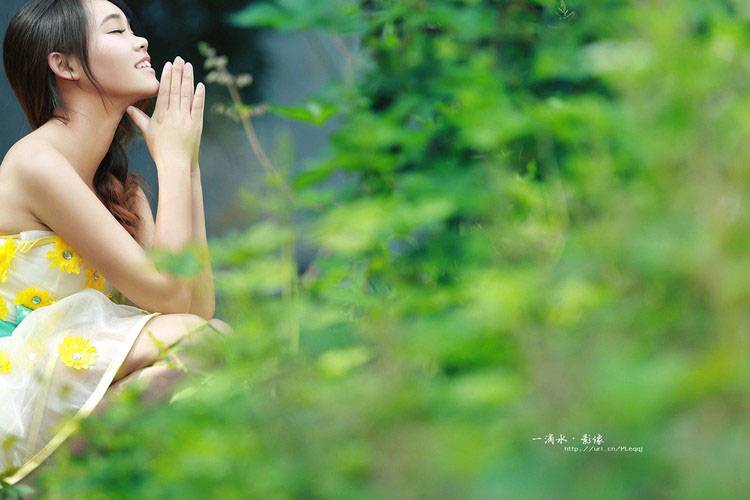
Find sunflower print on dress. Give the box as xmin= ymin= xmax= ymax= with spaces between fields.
xmin=58 ymin=335 xmax=98 ymax=370
xmin=46 ymin=236 xmax=82 ymax=274
xmin=0 ymin=238 xmax=18 ymax=283
xmin=0 ymin=298 xmax=9 ymax=321
xmin=14 ymin=287 xmax=55 ymax=310
xmin=0 ymin=350 xmax=12 ymax=374
xmin=85 ymin=267 xmax=107 ymax=293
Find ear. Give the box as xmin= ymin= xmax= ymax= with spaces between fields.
xmin=48 ymin=52 xmax=81 ymax=81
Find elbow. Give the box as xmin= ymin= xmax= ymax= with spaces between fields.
xmin=190 ymin=287 xmax=216 ymax=320
xmin=201 ymin=301 xmax=216 ymax=321
xmin=194 ymin=310 xmax=214 ymax=321
xmin=193 ymin=300 xmax=215 ymax=321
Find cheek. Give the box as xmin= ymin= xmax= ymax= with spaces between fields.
xmin=84 ymin=40 xmax=155 ymax=96
xmin=87 ymin=47 xmax=132 ymax=84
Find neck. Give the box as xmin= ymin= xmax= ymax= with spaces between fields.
xmin=34 ymin=96 xmax=127 ymax=191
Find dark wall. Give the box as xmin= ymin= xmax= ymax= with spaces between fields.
xmin=0 ymin=0 xmax=34 ymax=146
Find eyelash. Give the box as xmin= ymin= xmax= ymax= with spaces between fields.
xmin=109 ymin=29 xmax=136 ymax=35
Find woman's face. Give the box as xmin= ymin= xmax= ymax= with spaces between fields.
xmin=83 ymin=0 xmax=157 ymax=102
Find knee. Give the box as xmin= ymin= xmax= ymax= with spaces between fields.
xmin=207 ymin=318 xmax=234 ymax=335
xmin=173 ymin=314 xmax=233 ymax=339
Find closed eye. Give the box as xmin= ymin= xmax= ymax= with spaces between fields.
xmin=109 ymin=28 xmax=136 ymax=35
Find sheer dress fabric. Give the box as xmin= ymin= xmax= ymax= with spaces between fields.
xmin=0 ymin=230 xmax=161 ymax=484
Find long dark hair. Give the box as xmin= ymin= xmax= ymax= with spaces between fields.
xmin=2 ymin=0 xmax=154 ymax=243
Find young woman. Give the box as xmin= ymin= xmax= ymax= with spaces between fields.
xmin=0 ymin=0 xmax=232 ymax=485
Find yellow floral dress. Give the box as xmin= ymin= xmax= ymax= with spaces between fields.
xmin=0 ymin=229 xmax=162 ymax=485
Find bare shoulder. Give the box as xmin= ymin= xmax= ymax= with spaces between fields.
xmin=4 ymin=141 xmax=189 ymax=313
xmin=10 ymin=138 xmax=68 ymax=177
xmin=0 ymin=137 xmax=63 ymax=232
xmin=13 ymin=145 xmax=97 ymax=232
xmin=1 ymin=136 xmax=51 ymax=179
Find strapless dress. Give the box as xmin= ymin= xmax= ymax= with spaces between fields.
xmin=0 ymin=229 xmax=162 ymax=485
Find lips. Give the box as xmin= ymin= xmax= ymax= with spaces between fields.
xmin=135 ymin=55 xmax=151 ymax=69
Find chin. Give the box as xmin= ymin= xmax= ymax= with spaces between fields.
xmin=129 ymin=92 xmax=155 ymax=110
xmin=134 ymin=81 xmax=159 ymax=100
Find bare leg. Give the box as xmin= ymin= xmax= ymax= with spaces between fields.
xmin=99 ymin=362 xmax=187 ymax=411
xmin=68 ymin=362 xmax=190 ymax=458
xmin=68 ymin=320 xmax=229 ymax=457
xmin=113 ymin=315 xmax=233 ymax=384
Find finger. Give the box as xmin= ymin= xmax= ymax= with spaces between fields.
xmin=126 ymin=106 xmax=149 ymax=134
xmin=192 ymin=82 xmax=205 ymax=123
xmin=170 ymin=57 xmax=183 ymax=112
xmin=181 ymin=62 xmax=194 ymax=113
xmin=187 ymin=63 xmax=195 ymax=113
xmin=154 ymin=62 xmax=172 ymax=118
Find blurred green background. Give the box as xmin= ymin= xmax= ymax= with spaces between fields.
xmin=4 ymin=0 xmax=750 ymax=498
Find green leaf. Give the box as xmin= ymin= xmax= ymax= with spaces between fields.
xmin=226 ymin=4 xmax=290 ymax=29
xmin=226 ymin=0 xmax=366 ymax=34
xmin=317 ymin=346 xmax=371 ymax=378
xmin=147 ymin=244 xmax=203 ymax=279
xmin=267 ymin=101 xmax=339 ymax=126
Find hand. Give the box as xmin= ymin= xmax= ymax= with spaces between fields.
xmin=126 ymin=56 xmax=205 ymax=168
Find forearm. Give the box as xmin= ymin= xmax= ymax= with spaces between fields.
xmin=152 ymin=158 xmax=194 ymax=310
xmin=188 ymin=164 xmax=216 ymax=319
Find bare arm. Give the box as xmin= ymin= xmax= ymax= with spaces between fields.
xmin=187 ymin=164 xmax=215 ymax=319
xmin=153 ymin=158 xmax=193 ymax=254
xmin=113 ymin=56 xmax=205 ymax=313
xmin=131 ymin=168 xmax=214 ymax=319
xmin=19 ymin=146 xmax=193 ymax=313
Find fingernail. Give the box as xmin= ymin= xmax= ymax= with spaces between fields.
xmin=185 ymin=62 xmax=192 ymax=70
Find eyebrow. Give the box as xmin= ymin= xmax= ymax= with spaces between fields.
xmin=100 ymin=13 xmax=128 ymax=27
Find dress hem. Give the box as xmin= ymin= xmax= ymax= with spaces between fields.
xmin=2 ymin=310 xmax=162 ymax=485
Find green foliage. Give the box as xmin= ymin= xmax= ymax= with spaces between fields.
xmin=147 ymin=244 xmax=205 ymax=280
xmin=14 ymin=0 xmax=750 ymax=498
xmin=226 ymin=0 xmax=366 ymax=33
xmin=267 ymin=101 xmax=340 ymax=126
